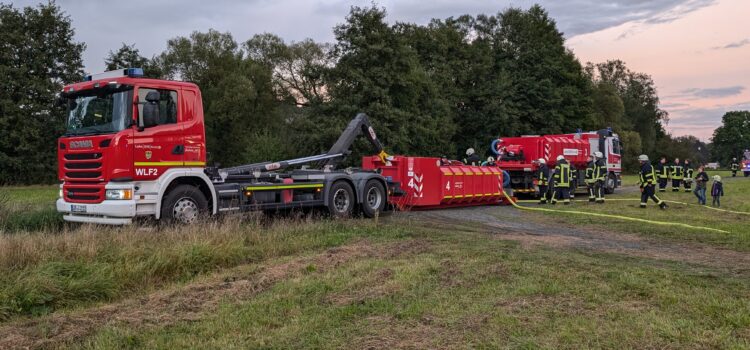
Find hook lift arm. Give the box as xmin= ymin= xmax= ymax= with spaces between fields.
xmin=208 ymin=113 xmax=391 ymax=181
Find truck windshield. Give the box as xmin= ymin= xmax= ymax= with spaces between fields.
xmin=65 ymin=86 xmax=133 ymax=136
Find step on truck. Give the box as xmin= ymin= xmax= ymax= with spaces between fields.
xmin=56 ymin=68 xmax=393 ymax=224
xmin=491 ymin=129 xmax=623 ymax=196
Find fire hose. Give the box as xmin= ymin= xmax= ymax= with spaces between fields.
xmin=502 ymin=191 xmax=730 ymax=234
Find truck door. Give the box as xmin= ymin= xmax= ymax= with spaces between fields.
xmin=132 ymin=87 xmax=184 ymax=180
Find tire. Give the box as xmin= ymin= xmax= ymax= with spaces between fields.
xmin=361 ymin=180 xmax=386 ymax=218
xmin=160 ymin=184 xmax=208 ymax=224
xmin=604 ymin=173 xmax=616 ymax=194
xmin=327 ymin=181 xmax=355 ymax=219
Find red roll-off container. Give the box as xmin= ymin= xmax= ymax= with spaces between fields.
xmin=362 ymin=155 xmax=505 ymax=210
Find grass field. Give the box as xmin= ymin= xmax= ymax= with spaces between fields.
xmin=0 ymin=173 xmax=749 ymax=349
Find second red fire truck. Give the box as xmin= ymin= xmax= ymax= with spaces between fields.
xmin=491 ymin=129 xmax=623 ymax=195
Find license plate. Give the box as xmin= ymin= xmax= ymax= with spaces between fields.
xmin=71 ymin=204 xmax=87 ymax=213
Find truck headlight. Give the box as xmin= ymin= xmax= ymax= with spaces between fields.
xmin=105 ymin=189 xmax=133 ymax=200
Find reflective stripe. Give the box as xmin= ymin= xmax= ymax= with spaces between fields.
xmin=246 ymin=184 xmax=323 ymax=191
xmin=134 ymin=161 xmax=206 ymax=166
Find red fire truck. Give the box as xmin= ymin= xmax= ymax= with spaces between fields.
xmin=492 ymin=129 xmax=623 ymax=195
xmin=56 ymin=68 xmax=400 ymax=224
xmin=56 ymin=68 xmax=505 ymax=224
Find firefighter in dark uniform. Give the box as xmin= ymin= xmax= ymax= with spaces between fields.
xmin=670 ymin=157 xmax=683 ymax=192
xmin=535 ymin=158 xmax=550 ymax=204
xmin=638 ymin=155 xmax=667 ymax=209
xmin=464 ymin=148 xmax=481 ymax=166
xmin=683 ymin=159 xmax=694 ymax=192
xmin=569 ymin=163 xmax=577 ymax=199
xmin=585 ymin=154 xmax=596 ymax=202
xmin=655 ymin=157 xmax=669 ymax=192
xmin=551 ymin=155 xmax=571 ymax=205
xmin=731 ymin=158 xmax=739 ymax=177
xmin=594 ymin=151 xmax=606 ymax=203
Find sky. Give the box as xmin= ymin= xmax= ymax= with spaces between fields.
xmin=10 ymin=0 xmax=750 ymax=141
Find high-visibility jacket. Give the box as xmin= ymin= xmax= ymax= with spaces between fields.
xmin=731 ymin=162 xmax=739 ymax=171
xmin=537 ymin=164 xmax=550 ymax=186
xmin=584 ymin=161 xmax=596 ymax=184
xmin=655 ymin=162 xmax=668 ymax=179
xmin=640 ymin=163 xmax=656 ymax=186
xmin=594 ymin=159 xmax=606 ymax=181
xmin=684 ymin=163 xmax=694 ymax=179
xmin=554 ymin=160 xmax=571 ymax=187
xmin=670 ymin=164 xmax=684 ymax=179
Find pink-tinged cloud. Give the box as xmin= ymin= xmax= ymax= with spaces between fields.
xmin=566 ymin=0 xmax=750 ymax=141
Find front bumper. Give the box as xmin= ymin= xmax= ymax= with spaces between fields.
xmin=56 ymin=198 xmax=136 ymax=225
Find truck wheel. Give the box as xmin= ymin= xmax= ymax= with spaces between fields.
xmin=604 ymin=173 xmax=616 ymax=194
xmin=361 ymin=180 xmax=386 ymax=218
xmin=161 ymin=185 xmax=208 ymax=224
xmin=327 ymin=181 xmax=354 ymax=218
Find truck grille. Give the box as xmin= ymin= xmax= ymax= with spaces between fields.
xmin=64 ymin=152 xmax=103 ymax=181
xmin=65 ymin=153 xmax=102 ymax=160
xmin=66 ymin=171 xmax=103 ymax=179
xmin=63 ymin=152 xmax=104 ymax=203
xmin=64 ymin=185 xmax=104 ymax=203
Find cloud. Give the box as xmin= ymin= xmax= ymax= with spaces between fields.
xmin=666 ymin=101 xmax=750 ymax=139
xmin=616 ymin=0 xmax=715 ymax=40
xmin=680 ymin=86 xmax=745 ymax=98
xmin=10 ymin=0 xmax=722 ymax=72
xmin=712 ymin=38 xmax=750 ymax=50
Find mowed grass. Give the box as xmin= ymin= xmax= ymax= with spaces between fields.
xmin=528 ymin=170 xmax=750 ymax=250
xmin=72 ymin=226 xmax=750 ymax=349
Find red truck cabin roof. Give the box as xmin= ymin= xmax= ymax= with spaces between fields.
xmin=63 ymin=77 xmax=198 ymax=94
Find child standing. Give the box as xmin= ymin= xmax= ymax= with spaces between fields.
xmin=711 ymin=175 xmax=724 ymax=207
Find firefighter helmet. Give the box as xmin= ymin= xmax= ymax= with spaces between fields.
xmin=466 ymin=148 xmax=475 ymax=156
xmin=538 ymin=158 xmax=546 ymax=164
xmin=638 ymin=154 xmax=649 ymax=162
xmin=556 ymin=155 xmax=565 ymax=161
xmin=594 ymin=151 xmax=603 ymax=158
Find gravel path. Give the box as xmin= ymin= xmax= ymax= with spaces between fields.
xmin=398 ymin=204 xmax=750 ymax=275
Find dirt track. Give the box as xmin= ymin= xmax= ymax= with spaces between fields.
xmin=401 ymin=204 xmax=750 ymax=275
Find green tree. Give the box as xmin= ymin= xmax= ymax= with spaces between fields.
xmin=586 ymin=60 xmax=668 ymax=157
xmin=104 ymin=43 xmax=163 ymax=78
xmin=320 ymin=6 xmax=456 ymax=159
xmin=711 ymin=111 xmax=750 ymax=166
xmin=159 ymin=30 xmax=283 ymax=166
xmin=0 ymin=2 xmax=84 ymax=184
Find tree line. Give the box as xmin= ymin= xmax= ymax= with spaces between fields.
xmin=1 ymin=2 xmax=735 ymax=185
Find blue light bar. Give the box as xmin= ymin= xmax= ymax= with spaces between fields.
xmin=125 ymin=68 xmax=144 ymax=77
xmin=82 ymin=67 xmax=144 ymax=82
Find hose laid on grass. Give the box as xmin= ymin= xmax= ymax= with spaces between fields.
xmin=503 ymin=191 xmax=730 ymax=234
xmin=516 ymin=198 xmax=749 ymax=215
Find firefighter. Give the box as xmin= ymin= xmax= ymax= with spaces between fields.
xmin=731 ymin=158 xmax=739 ymax=177
xmin=569 ymin=163 xmax=577 ymax=199
xmin=535 ymin=158 xmax=550 ymax=204
xmin=638 ymin=155 xmax=668 ymax=209
xmin=683 ymin=159 xmax=694 ymax=192
xmin=464 ymin=148 xmax=481 ymax=166
xmin=481 ymin=156 xmax=496 ymax=166
xmin=594 ymin=151 xmax=606 ymax=203
xmin=655 ymin=157 xmax=669 ymax=192
xmin=551 ymin=155 xmax=571 ymax=205
xmin=584 ymin=154 xmax=596 ymax=202
xmin=670 ymin=157 xmax=683 ymax=192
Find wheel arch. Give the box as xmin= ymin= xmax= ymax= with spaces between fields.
xmin=350 ymin=173 xmax=387 ymax=205
xmin=155 ymin=169 xmax=217 ymax=219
